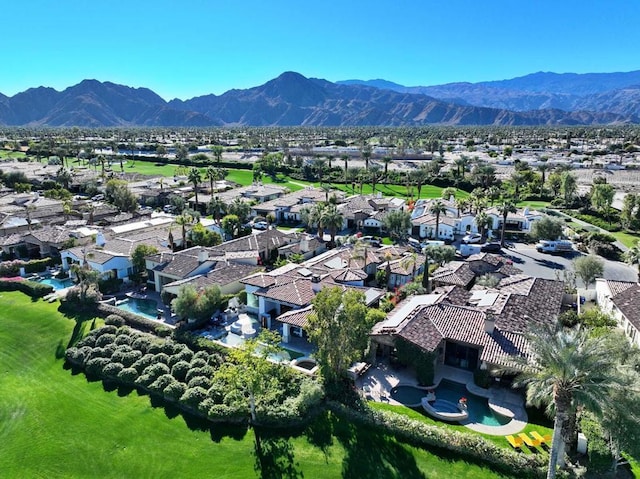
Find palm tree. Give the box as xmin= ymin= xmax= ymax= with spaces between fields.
xmin=310 ymin=203 xmax=327 ymax=238
xmin=56 ymin=167 xmax=72 ymax=190
xmin=361 ymin=145 xmax=372 ymax=171
xmin=429 ymin=200 xmax=447 ymax=240
xmin=514 ymin=326 xmax=627 ymax=479
xmin=205 ymin=166 xmax=218 ymax=193
xmin=382 ymin=156 xmax=392 ymax=182
xmin=208 ymin=196 xmax=225 ymax=224
xmin=475 ymin=211 xmax=493 ymax=239
xmin=497 ymin=199 xmax=517 ymax=247
xmin=320 ymin=204 xmax=344 ymax=246
xmin=537 ymin=162 xmax=550 ymax=196
xmin=341 ymin=154 xmax=349 ymax=183
xmin=455 ymin=197 xmax=469 ymax=217
xmin=84 ymin=203 xmax=95 ymax=225
xmin=188 ymin=168 xmax=202 ymax=211
xmin=369 ymin=165 xmax=382 ymax=193
xmin=175 ymin=213 xmax=193 ymax=249
xmin=623 ymin=240 xmax=640 ymax=283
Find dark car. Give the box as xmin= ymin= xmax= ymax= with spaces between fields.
xmin=480 ymin=242 xmax=502 ymax=253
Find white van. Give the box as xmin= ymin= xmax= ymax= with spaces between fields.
xmin=535 ymin=240 xmax=574 ymax=254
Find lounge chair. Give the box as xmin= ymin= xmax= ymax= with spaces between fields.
xmin=530 ymin=431 xmax=552 ymax=445
xmin=518 ymin=432 xmax=542 ymax=449
xmin=506 ymin=435 xmax=523 ymax=449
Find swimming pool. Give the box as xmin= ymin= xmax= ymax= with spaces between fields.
xmin=116 ymin=298 xmax=161 ymax=321
xmin=390 ymin=381 xmax=511 ymax=427
xmin=36 ymin=277 xmax=74 ymax=290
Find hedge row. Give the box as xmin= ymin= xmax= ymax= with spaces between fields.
xmin=328 ymin=403 xmax=547 ymax=479
xmin=0 ymin=279 xmax=53 ymax=298
xmin=0 ymin=258 xmax=55 ymax=277
xmin=97 ymin=303 xmax=172 ymax=337
xmin=66 ymin=324 xmax=323 ymax=427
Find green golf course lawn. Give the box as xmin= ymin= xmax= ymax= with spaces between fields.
xmin=0 ymin=292 xmax=519 ymax=479
xmin=122 ymin=160 xmax=470 ymax=199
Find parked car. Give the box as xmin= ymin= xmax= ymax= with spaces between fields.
xmin=253 ymin=221 xmax=269 ymax=230
xmin=535 ymin=240 xmax=574 ymax=254
xmin=461 ymin=233 xmax=482 ymax=244
xmin=91 ymin=194 xmax=105 ymax=201
xmin=480 ymin=242 xmax=502 ymax=253
xmin=361 ymin=235 xmax=381 ymax=247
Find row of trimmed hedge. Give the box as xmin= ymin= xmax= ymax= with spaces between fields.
xmin=97 ymin=303 xmax=173 ymax=337
xmin=328 ymin=403 xmax=547 ymax=479
xmin=0 ymin=258 xmax=55 ymax=277
xmin=0 ymin=279 xmax=53 ymax=298
xmin=66 ymin=323 xmax=323 ymax=428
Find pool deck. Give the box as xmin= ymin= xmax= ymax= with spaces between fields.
xmin=358 ymin=362 xmax=527 ymax=436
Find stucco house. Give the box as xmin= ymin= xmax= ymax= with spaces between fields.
xmin=595 ymin=279 xmax=640 ymax=347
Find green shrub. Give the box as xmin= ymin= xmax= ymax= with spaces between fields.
xmin=105 ymin=314 xmax=125 ymax=326
xmin=0 ymin=279 xmax=54 ymax=298
xmin=95 ymin=334 xmax=116 ymax=348
xmin=143 ymin=363 xmax=170 ymax=380
xmin=85 ymin=357 xmax=111 ymax=378
xmin=163 ymin=381 xmax=187 ymax=401
xmin=181 ymin=386 xmax=208 ymax=408
xmin=23 ymin=258 xmax=53 ymax=274
xmin=187 ymin=376 xmax=212 ymax=390
xmin=117 ymin=367 xmax=138 ymax=383
xmin=149 ymin=374 xmax=176 ymax=393
xmin=580 ymin=413 xmax=612 ymax=474
xmin=171 ymin=360 xmax=191 ymax=382
xmin=103 ymin=362 xmax=124 ymax=378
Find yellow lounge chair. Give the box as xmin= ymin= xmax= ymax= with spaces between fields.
xmin=506 ymin=435 xmax=523 ymax=449
xmin=518 ymin=432 xmax=542 ymax=448
xmin=531 ymin=431 xmax=552 ymax=445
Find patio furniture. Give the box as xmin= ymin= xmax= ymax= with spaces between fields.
xmin=506 ymin=435 xmax=523 ymax=449
xmin=530 ymin=431 xmax=552 ymax=445
xmin=518 ymin=432 xmax=542 ymax=449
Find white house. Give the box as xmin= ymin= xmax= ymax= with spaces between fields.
xmin=595 ymin=279 xmax=640 ymax=347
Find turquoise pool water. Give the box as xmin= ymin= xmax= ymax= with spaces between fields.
xmin=36 ymin=277 xmax=74 ymax=290
xmin=116 ymin=298 xmax=161 ymax=321
xmin=390 ymin=380 xmax=511 ymax=427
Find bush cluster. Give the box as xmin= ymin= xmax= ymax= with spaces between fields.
xmin=66 ymin=325 xmax=321 ymax=427
xmin=97 ymin=304 xmax=172 ymax=337
xmin=329 ymin=403 xmax=547 ymax=478
xmin=0 ymin=258 xmax=55 ymax=277
xmin=0 ymin=279 xmax=53 ymax=298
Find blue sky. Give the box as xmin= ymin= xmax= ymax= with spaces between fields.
xmin=3 ymin=0 xmax=640 ymax=100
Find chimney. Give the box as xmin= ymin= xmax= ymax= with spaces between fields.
xmin=311 ymin=274 xmax=322 ymax=293
xmin=96 ymin=231 xmax=106 ymax=247
xmin=300 ymin=236 xmax=309 ymax=253
xmin=449 ymin=194 xmax=455 ymax=203
xmin=484 ymin=312 xmax=496 ymax=334
xmin=198 ymin=248 xmax=209 ymax=263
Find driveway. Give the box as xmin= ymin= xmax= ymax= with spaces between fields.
xmin=502 ymin=243 xmax=637 ymax=287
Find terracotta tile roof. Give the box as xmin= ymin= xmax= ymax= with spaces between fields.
xmin=254 ymin=278 xmax=318 ymax=307
xmin=432 ymin=261 xmax=475 ymax=287
xmin=606 ymin=280 xmax=636 ymax=297
xmin=24 ymin=227 xmax=71 ymax=245
xmin=153 ymin=246 xmax=213 ymax=278
xmin=276 ymin=305 xmax=313 ymax=328
xmin=209 ymin=229 xmax=292 ymax=254
xmin=396 ymin=303 xmax=530 ymax=368
xmin=330 ymin=268 xmax=368 ymax=283
xmin=164 ymin=261 xmax=259 ymax=289
xmin=610 ymin=283 xmax=640 ymax=331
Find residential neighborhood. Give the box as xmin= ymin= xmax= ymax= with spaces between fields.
xmin=2 ymin=126 xmax=640 ymax=479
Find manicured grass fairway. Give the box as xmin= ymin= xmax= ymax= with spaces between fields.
xmin=0 ymin=292 xmax=518 ymax=479
xmin=123 ymin=161 xmax=469 ymax=199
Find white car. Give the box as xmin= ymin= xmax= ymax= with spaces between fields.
xmin=253 ymin=221 xmax=268 ymax=230
xmin=462 ymin=233 xmax=482 ymax=244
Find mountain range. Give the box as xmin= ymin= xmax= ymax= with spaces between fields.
xmin=1 ymin=70 xmax=639 ymax=127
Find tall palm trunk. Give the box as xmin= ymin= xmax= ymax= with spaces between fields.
xmin=501 ymin=213 xmax=508 ymax=246
xmin=547 ymin=392 xmax=571 ymax=478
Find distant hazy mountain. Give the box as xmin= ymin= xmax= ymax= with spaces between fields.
xmin=338 ymin=70 xmax=640 ymax=117
xmin=0 ymin=71 xmax=637 ymax=127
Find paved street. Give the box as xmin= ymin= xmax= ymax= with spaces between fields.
xmin=502 ymin=243 xmax=637 ymax=287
